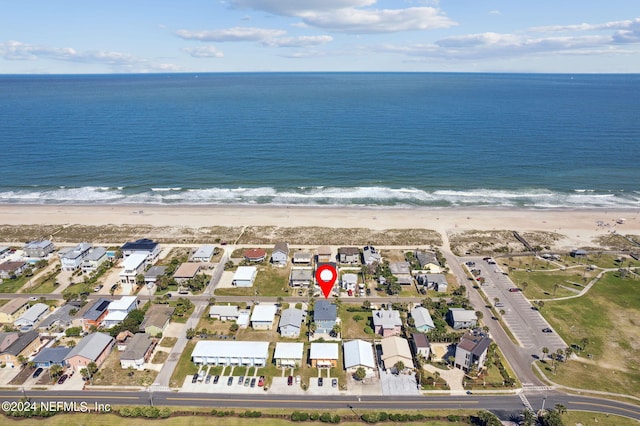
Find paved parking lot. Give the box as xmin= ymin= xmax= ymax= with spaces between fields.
xmin=181 ymin=374 xmax=268 ymax=393
xmin=465 ymin=258 xmax=566 ymax=352
xmin=378 ymin=368 xmax=419 ymax=396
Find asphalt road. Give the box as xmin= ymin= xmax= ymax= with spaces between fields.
xmin=0 ymin=390 xmax=638 ymax=421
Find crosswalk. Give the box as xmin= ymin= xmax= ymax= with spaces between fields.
xmin=519 ymin=393 xmax=534 ymax=412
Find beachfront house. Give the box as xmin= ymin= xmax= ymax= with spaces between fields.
xmin=172 ymin=262 xmax=201 ymax=283
xmin=415 ymin=251 xmax=442 ymax=272
xmin=362 ymin=245 xmax=381 ymax=265
xmin=60 ymin=242 xmax=93 ymax=271
xmin=317 ymin=246 xmax=332 ymax=263
xmin=191 ymin=245 xmax=216 ymax=262
xmin=243 ymin=248 xmax=266 ymax=263
xmin=272 ymin=242 xmax=289 ymax=265
xmin=338 ymin=247 xmax=360 ymax=264
xmin=121 ymin=238 xmax=160 ymax=263
xmin=23 ymin=240 xmax=55 ymax=258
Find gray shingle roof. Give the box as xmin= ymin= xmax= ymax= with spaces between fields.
xmin=314 ymin=300 xmax=337 ymax=322
xmin=32 ymin=346 xmax=72 ymax=364
xmin=279 ymin=308 xmax=304 ymax=328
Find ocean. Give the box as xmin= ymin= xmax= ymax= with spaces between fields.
xmin=1 ymin=73 xmax=639 ymax=208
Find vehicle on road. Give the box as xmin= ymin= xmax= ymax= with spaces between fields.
xmin=28 ymin=296 xmax=39 ymax=301
xmin=227 ymin=377 xmax=233 ymax=386
xmin=258 ymin=376 xmax=265 ymax=387
xmin=542 ymin=328 xmax=553 ymax=333
xmin=287 ymin=376 xmax=293 ymax=386
xmin=509 ymin=288 xmax=520 ymax=292
xmin=318 ymin=377 xmax=323 ymax=387
xmin=32 ymin=368 xmax=43 ymax=378
xmin=213 ymin=375 xmax=220 ymax=384
xmin=57 ymin=374 xmax=68 ymax=385
xmin=191 ymin=374 xmax=198 ymax=383
xmin=331 ymin=378 xmax=337 ymax=388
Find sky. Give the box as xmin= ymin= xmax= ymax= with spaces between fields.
xmin=1 ymin=0 xmax=639 ymax=73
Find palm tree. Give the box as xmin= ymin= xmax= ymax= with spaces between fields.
xmin=554 ymin=404 xmax=567 ymax=415
xmin=541 ymin=347 xmax=549 ymax=360
xmin=475 ymin=311 xmax=483 ymax=322
xmin=580 ymin=337 xmax=589 ymax=352
xmin=556 ymin=348 xmax=564 ymax=363
xmin=433 ymin=371 xmax=441 ymax=386
xmin=522 ymin=410 xmax=535 ymax=426
xmin=493 ymin=297 xmax=500 ymax=305
xmin=564 ymin=346 xmax=573 ymax=361
xmin=49 ymin=364 xmax=63 ymax=381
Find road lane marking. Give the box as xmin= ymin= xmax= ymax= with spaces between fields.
xmin=165 ymin=397 xmax=479 ymax=405
xmin=569 ymin=401 xmax=640 ymax=416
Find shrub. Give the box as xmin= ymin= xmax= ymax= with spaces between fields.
xmin=364 ymin=326 xmax=374 ymax=334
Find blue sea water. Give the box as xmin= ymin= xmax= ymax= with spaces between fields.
xmin=0 ymin=72 xmax=639 ymax=208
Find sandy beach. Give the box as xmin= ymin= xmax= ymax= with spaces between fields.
xmin=1 ymin=204 xmax=638 ymax=250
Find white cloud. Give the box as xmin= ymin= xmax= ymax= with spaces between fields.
xmin=0 ymin=40 xmax=178 ymax=71
xmin=176 ymin=27 xmax=286 ymax=42
xmin=182 ymin=45 xmax=224 ymax=58
xmin=489 ymin=10 xmax=501 ymax=16
xmin=299 ymin=7 xmax=456 ymax=34
xmin=263 ymin=35 xmax=333 ymax=47
xmin=231 ymin=0 xmax=375 ymax=16
xmin=531 ymin=18 xmax=638 ymax=33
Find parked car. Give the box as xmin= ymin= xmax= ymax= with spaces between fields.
xmin=197 ymin=373 xmax=205 ymax=382
xmin=250 ymin=378 xmax=256 ymax=387
xmin=205 ymin=374 xmax=211 ymax=384
xmin=509 ymin=288 xmax=520 ymax=292
xmin=331 ymin=378 xmax=337 ymax=388
xmin=465 ymin=261 xmax=475 ymax=266
xmin=227 ymin=377 xmax=233 ymax=386
xmin=495 ymin=302 xmax=504 ymax=307
xmin=213 ymin=375 xmax=220 ymax=384
xmin=318 ymin=377 xmax=323 ymax=387
xmin=287 ymin=376 xmax=293 ymax=386
xmin=191 ymin=374 xmax=198 ymax=383
xmin=295 ymin=375 xmax=301 ymax=384
xmin=244 ymin=377 xmax=251 ymax=386
xmin=238 ymin=375 xmax=244 ymax=385
xmin=93 ymin=284 xmax=103 ymax=292
xmin=258 ymin=376 xmax=265 ymax=387
xmin=542 ymin=328 xmax=553 ymax=333
xmin=57 ymin=374 xmax=68 ymax=385
xmin=32 ymin=368 xmax=43 ymax=378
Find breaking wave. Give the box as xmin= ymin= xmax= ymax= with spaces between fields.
xmin=0 ymin=186 xmax=638 ymax=208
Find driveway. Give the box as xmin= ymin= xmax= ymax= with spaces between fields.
xmin=378 ymin=368 xmax=419 ymax=396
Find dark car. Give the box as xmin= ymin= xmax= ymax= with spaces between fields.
xmin=32 ymin=368 xmax=43 ymax=378
xmin=191 ymin=374 xmax=198 ymax=383
xmin=465 ymin=261 xmax=476 ymax=266
xmin=213 ymin=375 xmax=220 ymax=384
xmin=542 ymin=328 xmax=553 ymax=333
xmin=227 ymin=377 xmax=233 ymax=386
xmin=318 ymin=377 xmax=323 ymax=387
xmin=57 ymin=374 xmax=68 ymax=385
xmin=258 ymin=376 xmax=265 ymax=387
xmin=508 ymin=288 xmax=520 ymax=292
xmin=238 ymin=375 xmax=244 ymax=385
xmin=250 ymin=378 xmax=256 ymax=388
xmin=287 ymin=375 xmax=293 ymax=386
xmin=331 ymin=378 xmax=337 ymax=388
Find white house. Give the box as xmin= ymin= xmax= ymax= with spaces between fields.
xmin=81 ymin=247 xmax=108 ymax=273
xmin=292 ymin=252 xmax=312 ymax=264
xmin=102 ymin=296 xmax=138 ymax=329
xmin=119 ymin=253 xmax=147 ymax=284
xmin=411 ymin=333 xmax=431 ymax=359
xmin=121 ymin=238 xmax=160 ymax=263
xmin=14 ymin=303 xmax=49 ymax=329
xmin=60 ymin=242 xmax=92 ymax=271
xmin=191 ymin=245 xmax=216 ymax=262
xmin=447 ymin=308 xmax=478 ymax=330
xmin=290 ymin=268 xmax=313 ymax=287
xmin=272 ymin=242 xmax=289 ymax=265
xmin=209 ymin=305 xmax=240 ymax=321
xmin=341 ymin=273 xmax=358 ymax=291
xmin=273 ymin=342 xmax=304 ymax=368
xmin=232 ymin=266 xmax=257 ymax=287
xmin=309 ymin=342 xmax=339 ymax=368
xmin=250 ymin=304 xmax=277 ymax=330
xmin=362 ymin=245 xmax=381 ymax=265
xmin=343 ymin=339 xmax=376 ymax=376
xmin=191 ymin=341 xmax=269 ymax=367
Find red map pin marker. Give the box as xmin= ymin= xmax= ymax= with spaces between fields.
xmin=315 ymin=264 xmax=337 ymax=299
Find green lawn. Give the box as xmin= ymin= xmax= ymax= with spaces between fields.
xmin=339 ymin=307 xmax=374 ymax=340
xmin=562 ymin=410 xmax=639 ymax=426
xmin=539 ymin=271 xmax=640 ymax=396
xmin=215 ymin=265 xmax=291 ymax=297
xmin=0 ymin=275 xmax=30 ymax=293
xmin=510 ymin=268 xmax=598 ymax=299
xmin=169 ymin=340 xmax=198 ymax=388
